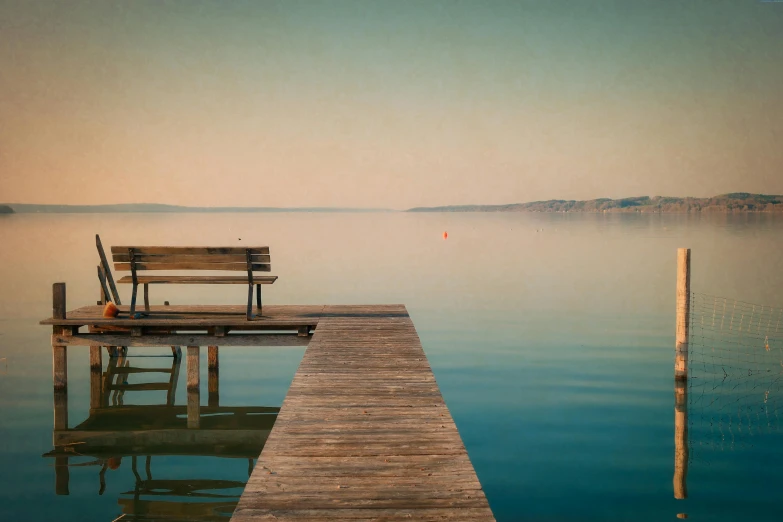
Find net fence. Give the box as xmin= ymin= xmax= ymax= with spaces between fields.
xmin=687 ymin=292 xmax=783 ymax=459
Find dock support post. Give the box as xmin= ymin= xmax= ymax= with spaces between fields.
xmin=187 ymin=346 xmax=200 ymax=391
xmin=187 ymin=388 xmax=200 ymax=429
xmin=89 ymin=346 xmax=102 ymax=409
xmin=674 ymin=379 xmax=689 ymax=499
xmin=675 ymin=248 xmax=690 ymax=381
xmin=52 ymin=283 xmax=68 ymax=392
xmin=208 ymin=367 xmax=219 ymax=408
xmin=208 ymin=346 xmax=218 ymax=369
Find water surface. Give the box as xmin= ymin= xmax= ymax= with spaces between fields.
xmin=0 ymin=212 xmax=781 ymax=521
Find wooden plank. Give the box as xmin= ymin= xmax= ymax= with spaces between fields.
xmin=116 ymin=275 xmax=278 ymax=284
xmin=52 ymin=333 xmax=310 ymax=347
xmin=41 ymin=303 xmax=320 ymax=327
xmin=113 ymin=253 xmax=271 ymax=263
xmin=111 ymin=246 xmax=270 ymax=255
xmin=114 ymin=261 xmax=271 ymax=272
xmin=230 ymin=306 xmax=494 ymax=521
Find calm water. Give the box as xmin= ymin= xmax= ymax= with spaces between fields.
xmin=0 ymin=212 xmax=782 ymax=521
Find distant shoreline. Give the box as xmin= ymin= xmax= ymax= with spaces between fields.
xmin=0 ymin=203 xmax=393 ymax=214
xmin=407 ymin=193 xmax=783 ymax=213
xmin=3 ymin=193 xmax=782 ymax=214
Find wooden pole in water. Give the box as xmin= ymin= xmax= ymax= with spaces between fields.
xmin=187 ymin=388 xmax=200 ymax=429
xmin=675 ymin=248 xmax=690 ymax=381
xmin=187 ymin=346 xmax=200 ymax=390
xmin=673 ymin=380 xmax=689 ymax=499
xmin=52 ymin=283 xmax=68 ymax=392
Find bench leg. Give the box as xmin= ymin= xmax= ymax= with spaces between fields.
xmin=130 ymin=283 xmax=138 ymax=317
xmin=143 ymin=283 xmax=150 ymax=312
xmin=256 ymin=284 xmax=262 ymax=313
xmin=246 ymin=284 xmax=253 ymax=320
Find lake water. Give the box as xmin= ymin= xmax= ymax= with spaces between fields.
xmin=0 ymin=212 xmax=782 ymax=521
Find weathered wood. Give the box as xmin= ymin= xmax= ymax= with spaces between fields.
xmin=53 ymin=282 xmax=66 ymax=320
xmin=114 ymin=261 xmax=271 ymax=272
xmin=171 ymin=346 xmax=182 ymax=359
xmin=230 ymin=306 xmax=494 ymax=520
xmin=675 ymin=248 xmax=690 ymax=380
xmin=674 ymin=380 xmax=688 ymax=499
xmin=89 ymin=345 xmax=102 ymax=370
xmin=97 ymin=265 xmax=111 ymax=305
xmin=209 ymin=368 xmax=220 ymax=408
xmin=113 ymin=253 xmax=271 ymax=263
xmin=208 ymin=346 xmax=219 ymax=369
xmin=187 ymin=346 xmax=200 ymax=391
xmin=187 ymin=388 xmax=200 ymax=429
xmin=41 ymin=304 xmax=320 ymax=326
xmin=144 ymin=283 xmax=150 ymax=312
xmin=52 ymin=333 xmax=310 ymax=347
xmin=111 ymin=246 xmax=270 ymax=255
xmin=90 ymin=368 xmax=102 ymax=409
xmin=53 ymin=389 xmax=68 ymax=430
xmin=117 ymin=275 xmax=278 ymax=285
xmin=96 ymin=235 xmax=121 ymax=304
xmin=53 ymin=345 xmax=67 ymax=390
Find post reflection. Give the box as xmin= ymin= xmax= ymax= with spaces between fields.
xmin=43 ymin=348 xmax=278 ymax=520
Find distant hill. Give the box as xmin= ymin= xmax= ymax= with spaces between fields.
xmin=0 ymin=205 xmax=14 ymax=214
xmin=2 ymin=203 xmax=391 ymax=213
xmin=408 ymin=193 xmax=783 ymax=213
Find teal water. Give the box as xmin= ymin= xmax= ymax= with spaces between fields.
xmin=0 ymin=212 xmax=782 ymax=521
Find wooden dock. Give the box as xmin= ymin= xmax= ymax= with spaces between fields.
xmin=231 ymin=305 xmax=494 ymax=521
xmin=41 ymin=297 xmax=494 ymax=520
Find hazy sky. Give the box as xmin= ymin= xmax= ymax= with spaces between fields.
xmin=1 ymin=0 xmax=782 ymax=208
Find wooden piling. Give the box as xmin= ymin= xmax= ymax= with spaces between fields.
xmin=208 ymin=368 xmax=219 ymax=408
xmin=90 ymin=368 xmax=102 ymax=410
xmin=53 ymin=282 xmax=66 ymax=321
xmin=208 ymin=345 xmax=219 ymax=369
xmin=187 ymin=346 xmax=200 ymax=390
xmin=674 ymin=380 xmax=688 ymax=499
xmin=187 ymin=388 xmax=200 ymax=429
xmin=89 ymin=345 xmax=102 ymax=370
xmin=53 ymin=390 xmax=68 ymax=431
xmin=675 ymin=248 xmax=690 ymax=381
xmin=53 ymin=345 xmax=67 ymax=391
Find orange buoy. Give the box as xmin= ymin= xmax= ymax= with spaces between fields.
xmin=443 ymin=231 xmax=448 ymax=239
xmin=103 ymin=302 xmax=120 ymax=318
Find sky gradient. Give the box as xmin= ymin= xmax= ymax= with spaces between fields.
xmin=1 ymin=0 xmax=782 ymax=208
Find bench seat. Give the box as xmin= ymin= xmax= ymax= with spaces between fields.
xmin=117 ymin=276 xmax=278 ymax=285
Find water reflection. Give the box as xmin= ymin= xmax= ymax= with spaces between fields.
xmin=42 ymin=351 xmax=277 ymax=520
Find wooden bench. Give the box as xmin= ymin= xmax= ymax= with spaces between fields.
xmin=96 ymin=236 xmax=276 ymax=320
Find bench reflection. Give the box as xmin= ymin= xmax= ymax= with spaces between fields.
xmin=43 ymin=354 xmax=277 ymax=520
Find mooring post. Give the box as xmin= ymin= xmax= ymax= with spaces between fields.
xmin=187 ymin=346 xmax=200 ymax=390
xmin=675 ymin=248 xmax=690 ymax=381
xmin=673 ymin=380 xmax=688 ymax=499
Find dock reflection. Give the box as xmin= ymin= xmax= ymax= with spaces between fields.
xmin=43 ymin=351 xmax=278 ymax=520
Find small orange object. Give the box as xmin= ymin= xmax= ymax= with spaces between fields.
xmin=107 ymin=457 xmax=122 ymax=470
xmin=443 ymin=231 xmax=448 ymax=239
xmin=103 ymin=302 xmax=120 ymax=318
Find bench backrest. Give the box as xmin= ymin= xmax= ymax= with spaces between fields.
xmin=110 ymin=246 xmax=271 ymax=273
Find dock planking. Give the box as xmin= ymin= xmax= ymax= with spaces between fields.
xmin=230 ymin=305 xmax=495 ymax=521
